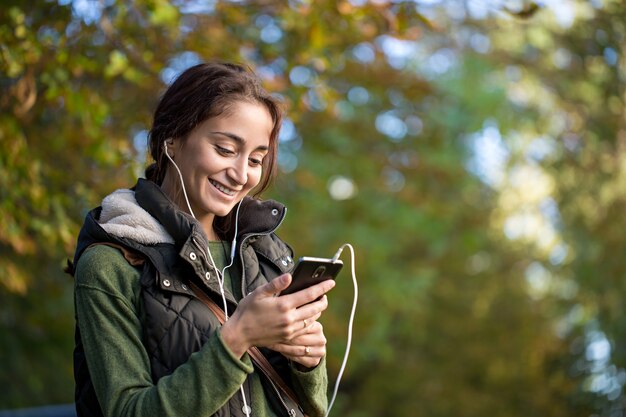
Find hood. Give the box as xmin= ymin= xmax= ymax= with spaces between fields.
xmin=99 ymin=188 xmax=174 ymax=245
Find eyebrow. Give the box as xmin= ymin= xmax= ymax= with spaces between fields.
xmin=209 ymin=131 xmax=269 ymax=152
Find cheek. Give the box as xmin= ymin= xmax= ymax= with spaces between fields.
xmin=248 ymin=168 xmax=264 ymax=188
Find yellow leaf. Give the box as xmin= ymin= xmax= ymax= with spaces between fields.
xmin=0 ymin=260 xmax=29 ymax=294
xmin=105 ymin=50 xmax=128 ymax=78
xmin=149 ymin=0 xmax=179 ymax=26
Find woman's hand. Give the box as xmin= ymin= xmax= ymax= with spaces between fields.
xmin=220 ymin=273 xmax=335 ymax=358
xmin=269 ymin=319 xmax=327 ymax=369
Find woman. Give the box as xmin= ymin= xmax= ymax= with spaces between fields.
xmin=69 ymin=62 xmax=335 ymax=417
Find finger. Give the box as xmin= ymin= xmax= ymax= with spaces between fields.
xmin=283 ymin=355 xmax=322 ymax=369
xmin=271 ymin=342 xmax=326 ymax=359
xmin=288 ymin=328 xmax=326 ymax=347
xmin=258 ymin=273 xmax=292 ymax=297
xmin=281 ymin=344 xmax=326 ymax=369
xmin=296 ymin=296 xmax=328 ymax=320
xmin=282 ymin=321 xmax=326 ymax=345
xmin=277 ymin=312 xmax=321 ymax=341
xmin=283 ymin=280 xmax=335 ymax=308
xmin=291 ymin=312 xmax=322 ymax=337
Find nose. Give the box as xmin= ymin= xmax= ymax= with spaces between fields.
xmin=228 ymin=157 xmax=248 ymax=186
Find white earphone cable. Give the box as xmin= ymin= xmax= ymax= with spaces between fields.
xmin=163 ymin=142 xmax=196 ymax=219
xmin=325 ymin=243 xmax=358 ymax=417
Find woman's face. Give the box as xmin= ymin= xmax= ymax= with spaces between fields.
xmin=163 ymin=100 xmax=273 ymax=227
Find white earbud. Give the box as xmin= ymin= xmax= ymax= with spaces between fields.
xmin=164 ymin=140 xmax=174 ymax=157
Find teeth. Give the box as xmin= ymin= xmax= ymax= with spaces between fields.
xmin=210 ymin=180 xmax=235 ymax=196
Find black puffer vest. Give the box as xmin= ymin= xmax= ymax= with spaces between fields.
xmin=71 ymin=179 xmax=301 ymax=417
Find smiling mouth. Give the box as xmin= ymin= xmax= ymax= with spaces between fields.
xmin=209 ymin=179 xmax=236 ymax=196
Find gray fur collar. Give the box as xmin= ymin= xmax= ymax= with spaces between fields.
xmin=99 ymin=188 xmax=175 ymax=245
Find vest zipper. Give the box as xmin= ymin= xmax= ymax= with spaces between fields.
xmin=191 ymin=236 xmax=237 ymax=306
xmin=237 ymin=208 xmax=288 ymax=298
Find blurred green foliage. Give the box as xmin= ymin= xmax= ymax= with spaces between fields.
xmin=1 ymin=0 xmax=625 ymax=415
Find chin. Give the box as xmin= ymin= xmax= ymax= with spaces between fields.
xmin=209 ymin=204 xmax=238 ymax=217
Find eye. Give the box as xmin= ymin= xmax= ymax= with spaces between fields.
xmin=215 ymin=145 xmax=235 ymax=156
xmin=249 ymin=157 xmax=264 ymax=167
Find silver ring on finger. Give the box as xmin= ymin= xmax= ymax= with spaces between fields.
xmin=304 ymin=346 xmax=311 ymax=356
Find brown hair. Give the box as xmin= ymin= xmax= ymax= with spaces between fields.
xmin=145 ymin=62 xmax=282 ymax=197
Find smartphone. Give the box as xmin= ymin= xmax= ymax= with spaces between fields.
xmin=280 ymin=256 xmax=343 ymax=296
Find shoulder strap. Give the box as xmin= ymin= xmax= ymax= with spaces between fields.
xmin=188 ymin=281 xmax=308 ymax=417
xmin=67 ymin=241 xmax=145 ymax=276
xmin=87 ymin=242 xmax=146 ymax=266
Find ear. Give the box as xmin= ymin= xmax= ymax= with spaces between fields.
xmin=164 ymin=138 xmax=176 ymax=157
